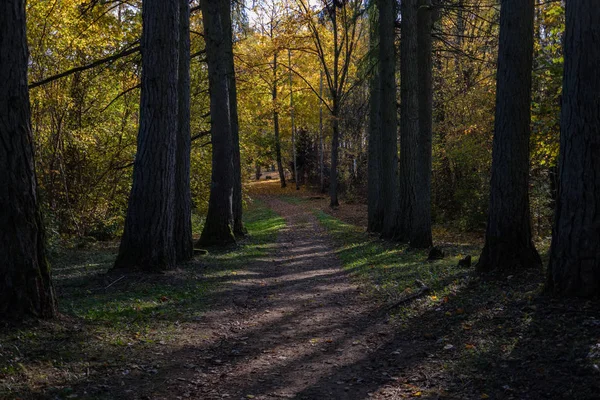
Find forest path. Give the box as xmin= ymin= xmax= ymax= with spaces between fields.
xmin=157 ymin=196 xmax=412 ymax=400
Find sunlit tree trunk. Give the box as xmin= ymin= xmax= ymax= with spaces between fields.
xmin=198 ymin=0 xmax=236 ymax=246
xmin=115 ymin=0 xmax=179 ymax=271
xmin=546 ymin=0 xmax=600 ymax=297
xmin=272 ymin=52 xmax=286 ymax=188
xmin=175 ymin=0 xmax=193 ymax=262
xmin=221 ymin=0 xmax=245 ymax=237
xmin=0 ymin=0 xmax=57 ymax=319
xmin=477 ymin=0 xmax=540 ymax=272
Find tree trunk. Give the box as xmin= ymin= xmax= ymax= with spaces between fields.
xmin=329 ymin=7 xmax=340 ymax=208
xmin=115 ymin=0 xmax=179 ymax=271
xmin=175 ymin=0 xmax=193 ymax=262
xmin=412 ymin=0 xmax=434 ymax=248
xmin=378 ymin=0 xmax=399 ymax=238
xmin=367 ymin=4 xmax=383 ymax=233
xmin=272 ymin=53 xmax=286 ymax=188
xmin=289 ymin=49 xmax=300 ymax=191
xmin=546 ymin=0 xmax=600 ymax=297
xmin=476 ymin=0 xmax=540 ymax=272
xmin=198 ymin=0 xmax=236 ymax=247
xmin=0 ymin=0 xmax=57 ymax=319
xmin=329 ymin=100 xmax=340 ymax=207
xmin=319 ymin=70 xmax=325 ymax=194
xmin=395 ymin=0 xmax=419 ymax=242
xmin=221 ymin=0 xmax=245 ymax=237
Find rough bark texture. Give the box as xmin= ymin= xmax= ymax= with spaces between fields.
xmin=114 ymin=0 xmax=179 ymax=271
xmin=412 ymin=0 xmax=433 ymax=248
xmin=367 ymin=4 xmax=383 ymax=233
xmin=175 ymin=0 xmax=193 ymax=262
xmin=198 ymin=0 xmax=236 ymax=247
xmin=273 ymin=53 xmax=286 ymax=188
xmin=546 ymin=0 xmax=600 ymax=297
xmin=395 ymin=0 xmax=419 ymax=242
xmin=222 ymin=0 xmax=245 ymax=237
xmin=0 ymin=0 xmax=57 ymax=319
xmin=378 ymin=0 xmax=399 ymax=238
xmin=477 ymin=0 xmax=541 ymax=272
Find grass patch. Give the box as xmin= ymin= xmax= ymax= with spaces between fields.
xmin=0 ymin=200 xmax=285 ymax=398
xmin=279 ymin=195 xmax=305 ymax=205
xmin=314 ymin=210 xmax=479 ymax=305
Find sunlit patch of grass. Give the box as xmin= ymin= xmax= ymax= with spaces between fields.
xmin=0 ymin=201 xmax=286 ymax=398
xmin=314 ymin=210 xmax=477 ymax=303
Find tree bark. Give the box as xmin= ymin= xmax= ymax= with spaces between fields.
xmin=367 ymin=4 xmax=383 ymax=233
xmin=198 ymin=0 xmax=236 ymax=247
xmin=476 ymin=0 xmax=541 ymax=272
xmin=546 ymin=0 xmax=600 ymax=297
xmin=329 ymin=100 xmax=340 ymax=207
xmin=272 ymin=52 xmax=286 ymax=188
xmin=412 ymin=0 xmax=434 ymax=248
xmin=221 ymin=0 xmax=245 ymax=237
xmin=175 ymin=0 xmax=193 ymax=262
xmin=319 ymin=70 xmax=325 ymax=194
xmin=0 ymin=0 xmax=57 ymax=319
xmin=329 ymin=7 xmax=340 ymax=208
xmin=115 ymin=0 xmax=179 ymax=271
xmin=395 ymin=0 xmax=419 ymax=242
xmin=378 ymin=0 xmax=399 ymax=238
xmin=289 ymin=49 xmax=300 ymax=191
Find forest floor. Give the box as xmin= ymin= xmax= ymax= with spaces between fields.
xmin=1 ymin=181 xmax=599 ymax=400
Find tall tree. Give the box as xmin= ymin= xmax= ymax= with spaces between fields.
xmin=476 ymin=0 xmax=541 ymax=272
xmin=297 ymin=0 xmax=364 ymax=207
xmin=412 ymin=0 xmax=434 ymax=248
xmin=394 ymin=0 xmax=419 ymax=241
xmin=367 ymin=2 xmax=383 ymax=233
xmin=546 ymin=0 xmax=600 ymax=297
xmin=199 ymin=0 xmax=237 ymax=246
xmin=0 ymin=0 xmax=57 ymax=319
xmin=273 ymin=51 xmax=287 ymax=188
xmin=115 ymin=0 xmax=180 ymax=271
xmin=221 ymin=0 xmax=246 ymax=236
xmin=175 ymin=0 xmax=194 ymax=262
xmin=378 ymin=0 xmax=399 ymax=238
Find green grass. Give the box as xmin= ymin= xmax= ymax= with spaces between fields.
xmin=314 ymin=210 xmax=478 ymax=303
xmin=279 ymin=195 xmax=305 ymax=205
xmin=0 ymin=200 xmax=286 ymax=397
xmin=56 ymin=200 xmax=285 ymax=328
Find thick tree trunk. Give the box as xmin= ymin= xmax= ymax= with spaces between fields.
xmin=198 ymin=0 xmax=236 ymax=247
xmin=221 ymin=0 xmax=245 ymax=237
xmin=175 ymin=0 xmax=193 ymax=262
xmin=476 ymin=0 xmax=540 ymax=272
xmin=546 ymin=0 xmax=600 ymax=297
xmin=115 ymin=0 xmax=179 ymax=271
xmin=412 ymin=0 xmax=434 ymax=248
xmin=0 ymin=0 xmax=57 ymax=319
xmin=378 ymin=0 xmax=399 ymax=238
xmin=272 ymin=53 xmax=286 ymax=188
xmin=395 ymin=0 xmax=420 ymax=242
xmin=367 ymin=4 xmax=383 ymax=233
